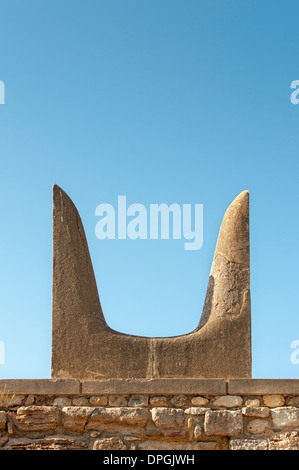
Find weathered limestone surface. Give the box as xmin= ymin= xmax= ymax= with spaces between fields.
xmin=213 ymin=395 xmax=243 ymax=408
xmin=62 ymin=407 xmax=95 ymax=432
xmin=263 ymin=395 xmax=285 ymax=407
xmin=191 ymin=396 xmax=209 ymax=406
xmin=0 ymin=379 xmax=80 ymax=395
xmin=150 ymin=408 xmax=184 ymax=428
xmin=270 ymin=407 xmax=299 ymax=430
xmin=242 ymin=406 xmax=270 ymax=418
xmin=52 ymin=187 xmax=251 ymax=380
xmin=0 ymin=380 xmax=299 ymax=450
xmin=86 ymin=407 xmax=149 ymax=428
xmin=228 ymin=379 xmax=299 ymax=395
xmin=81 ymin=378 xmax=227 ymax=395
xmin=204 ymin=410 xmax=243 ymax=437
xmin=246 ymin=418 xmax=269 ymax=435
xmin=93 ymin=437 xmax=126 ymax=450
xmin=11 ymin=406 xmax=60 ymax=432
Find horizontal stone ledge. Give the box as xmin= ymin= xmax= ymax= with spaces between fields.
xmin=228 ymin=379 xmax=299 ymax=395
xmin=2 ymin=378 xmax=299 ymax=397
xmin=80 ymin=378 xmax=227 ymax=396
xmin=0 ymin=379 xmax=80 ymax=395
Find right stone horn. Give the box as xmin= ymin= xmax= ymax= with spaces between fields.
xmin=153 ymin=190 xmax=251 ymax=379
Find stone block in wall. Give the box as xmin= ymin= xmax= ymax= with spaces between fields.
xmin=128 ymin=395 xmax=149 ymax=407
xmin=150 ymin=407 xmax=184 ymax=428
xmin=72 ymin=397 xmax=89 ymax=406
xmin=53 ymin=397 xmax=72 ymax=408
xmin=268 ymin=432 xmax=299 ymax=450
xmin=263 ymin=395 xmax=285 ymax=407
xmin=62 ymin=406 xmax=95 ymax=432
xmin=191 ymin=396 xmax=209 ymax=406
xmin=231 ymin=431 xmax=299 ymax=450
xmin=242 ymin=406 xmax=270 ymax=418
xmin=287 ymin=397 xmax=299 ymax=407
xmin=213 ymin=396 xmax=243 ymax=408
xmin=108 ymin=396 xmax=128 ymax=407
xmin=149 ymin=396 xmax=169 ymax=407
xmin=10 ymin=406 xmax=60 ymax=432
xmin=85 ymin=407 xmax=149 ymax=429
xmin=89 ymin=396 xmax=108 ymax=406
xmin=5 ymin=435 xmax=89 ymax=450
xmin=170 ymin=395 xmax=189 ymax=407
xmin=204 ymin=409 xmax=243 ymax=437
xmin=0 ymin=395 xmax=24 ymax=408
xmin=246 ymin=418 xmax=270 ymax=435
xmin=229 ymin=438 xmax=268 ymax=450
xmin=138 ymin=440 xmax=219 ymax=450
xmin=270 ymin=407 xmax=299 ymax=430
xmin=93 ymin=437 xmax=126 ymax=450
xmin=184 ymin=407 xmax=207 ymax=416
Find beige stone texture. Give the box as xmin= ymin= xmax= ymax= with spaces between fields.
xmin=204 ymin=409 xmax=243 ymax=437
xmin=245 ymin=399 xmax=260 ymax=407
xmin=138 ymin=440 xmax=219 ymax=450
xmin=93 ymin=437 xmax=126 ymax=450
xmin=81 ymin=378 xmax=226 ymax=395
xmin=6 ymin=436 xmax=88 ymax=450
xmin=53 ymin=397 xmax=72 ymax=407
xmin=247 ymin=419 xmax=269 ymax=435
xmin=229 ymin=438 xmax=268 ymax=450
xmin=62 ymin=406 xmax=95 ymax=432
xmin=268 ymin=432 xmax=299 ymax=450
xmin=108 ymin=395 xmax=128 ymax=407
xmin=194 ymin=423 xmax=204 ymax=439
xmin=0 ymin=395 xmax=24 ymax=408
xmin=89 ymin=396 xmax=108 ymax=406
xmin=149 ymin=396 xmax=169 ymax=407
xmin=72 ymin=397 xmax=89 ymax=406
xmin=287 ymin=397 xmax=299 ymax=407
xmin=270 ymin=407 xmax=299 ymax=430
xmin=242 ymin=406 xmax=270 ymax=418
xmin=150 ymin=407 xmax=184 ymax=428
xmin=1 ymin=386 xmax=299 ymax=450
xmin=128 ymin=395 xmax=148 ymax=407
xmin=213 ymin=395 xmax=243 ymax=408
xmin=184 ymin=407 xmax=207 ymax=415
xmin=191 ymin=396 xmax=209 ymax=406
xmin=170 ymin=395 xmax=189 ymax=407
xmin=11 ymin=406 xmax=60 ymax=432
xmin=0 ymin=379 xmax=80 ymax=395
xmin=24 ymin=395 xmax=35 ymax=406
xmin=263 ymin=395 xmax=285 ymax=407
xmin=228 ymin=379 xmax=299 ymax=395
xmin=86 ymin=407 xmax=149 ymax=428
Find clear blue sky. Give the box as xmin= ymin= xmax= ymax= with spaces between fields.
xmin=0 ymin=0 xmax=298 ymax=379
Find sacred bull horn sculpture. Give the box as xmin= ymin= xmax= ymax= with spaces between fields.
xmin=51 ymin=185 xmax=251 ymax=380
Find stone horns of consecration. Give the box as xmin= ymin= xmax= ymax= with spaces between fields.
xmin=51 ymin=186 xmax=251 ymax=381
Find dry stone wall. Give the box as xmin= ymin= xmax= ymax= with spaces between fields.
xmin=1 ymin=379 xmax=299 ymax=450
